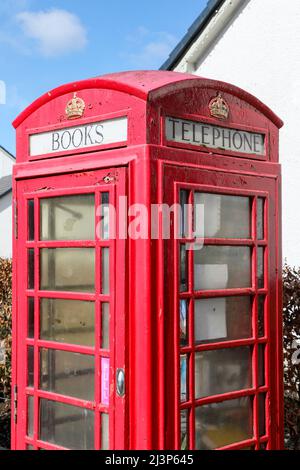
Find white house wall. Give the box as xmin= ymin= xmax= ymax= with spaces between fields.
xmin=0 ymin=148 xmax=14 ymax=177
xmin=0 ymin=191 xmax=12 ymax=259
xmin=174 ymin=0 xmax=300 ymax=265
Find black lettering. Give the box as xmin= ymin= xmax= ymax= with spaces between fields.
xmin=192 ymin=124 xmax=201 ymax=143
xmin=201 ymin=125 xmax=210 ymax=145
xmin=181 ymin=122 xmax=191 ymax=141
xmin=61 ymin=131 xmax=71 ymax=150
xmin=232 ymin=132 xmax=243 ymax=150
xmin=168 ymin=118 xmax=180 ymax=139
xmin=95 ymin=124 xmax=104 ymax=144
xmin=52 ymin=132 xmax=60 ymax=151
xmin=72 ymin=128 xmax=83 ymax=148
xmin=254 ymin=134 xmax=264 ymax=154
xmin=212 ymin=127 xmax=221 ymax=146
xmin=222 ymin=129 xmax=232 ymax=149
xmin=243 ymin=132 xmax=253 ymax=152
xmin=85 ymin=125 xmax=94 ymax=145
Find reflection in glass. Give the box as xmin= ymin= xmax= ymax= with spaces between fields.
xmin=39 ymin=399 xmax=94 ymax=450
xmin=258 ymin=296 xmax=265 ymax=338
xmin=195 ymin=347 xmax=252 ymax=398
xmin=40 ymin=248 xmax=95 ymax=293
xmin=257 ymin=198 xmax=265 ymax=240
xmin=194 ymin=193 xmax=250 ymax=239
xmin=180 ymin=409 xmax=189 ymax=450
xmin=101 ymin=303 xmax=110 ymax=350
xmin=180 ymin=355 xmax=188 ymax=403
xmin=180 ymin=190 xmax=189 ymax=238
xmin=195 ymin=397 xmax=253 ymax=449
xmin=101 ymin=413 xmax=109 ymax=450
xmin=101 ymin=248 xmax=110 ymax=294
xmin=259 ymin=394 xmax=266 ymax=437
xmin=28 ymin=249 xmax=35 ymax=290
xmin=101 ymin=193 xmax=110 ymax=240
xmin=195 ymin=296 xmax=252 ymax=344
xmin=194 ymin=246 xmax=251 ymax=291
xmin=180 ymin=245 xmax=188 ymax=292
xmin=28 ymin=199 xmax=35 ymax=241
xmin=40 ymin=349 xmax=95 ymax=401
xmin=180 ymin=299 xmax=188 ymax=346
xmin=258 ymin=344 xmax=265 ymax=387
xmin=40 ymin=298 xmax=94 ymax=346
xmin=27 ymin=395 xmax=34 ymax=437
xmin=28 ymin=346 xmax=34 ymax=387
xmin=28 ymin=297 xmax=34 ymax=338
xmin=257 ymin=247 xmax=264 ymax=289
xmin=40 ymin=194 xmax=95 ymax=241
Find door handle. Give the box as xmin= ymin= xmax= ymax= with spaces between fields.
xmin=116 ymin=368 xmax=125 ymax=397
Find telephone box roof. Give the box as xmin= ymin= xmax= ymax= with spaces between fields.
xmin=13 ymin=70 xmax=283 ymax=129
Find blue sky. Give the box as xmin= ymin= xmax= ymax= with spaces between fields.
xmin=0 ymin=0 xmax=207 ymax=154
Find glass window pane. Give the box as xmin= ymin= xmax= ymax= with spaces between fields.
xmin=28 ymin=297 xmax=34 ymax=338
xmin=180 ymin=244 xmax=188 ymax=292
xmin=194 ymin=246 xmax=251 ymax=291
xmin=28 ymin=249 xmax=35 ymax=290
xmin=194 ymin=193 xmax=250 ymax=239
xmin=27 ymin=395 xmax=34 ymax=438
xmin=195 ymin=296 xmax=252 ymax=344
xmin=39 ymin=399 xmax=94 ymax=450
xmin=40 ymin=298 xmax=94 ymax=347
xmin=40 ymin=248 xmax=95 ymax=293
xmin=258 ymin=296 xmax=265 ymax=338
xmin=101 ymin=248 xmax=110 ymax=294
xmin=28 ymin=346 xmax=34 ymax=387
xmin=26 ymin=445 xmax=35 ymax=450
xmin=257 ymin=247 xmax=264 ymax=289
xmin=101 ymin=193 xmax=110 ymax=240
xmin=101 ymin=303 xmax=109 ymax=350
xmin=28 ymin=199 xmax=35 ymax=241
xmin=180 ymin=190 xmax=189 ymax=238
xmin=195 ymin=397 xmax=253 ymax=449
xmin=257 ymin=198 xmax=265 ymax=240
xmin=195 ymin=347 xmax=252 ymax=398
xmin=180 ymin=299 xmax=189 ymax=347
xmin=40 ymin=349 xmax=94 ymax=401
xmin=180 ymin=355 xmax=188 ymax=403
xmin=259 ymin=394 xmax=266 ymax=437
xmin=180 ymin=409 xmax=189 ymax=450
xmin=101 ymin=413 xmax=109 ymax=450
xmin=258 ymin=344 xmax=266 ymax=387
xmin=40 ymin=195 xmax=95 ymax=241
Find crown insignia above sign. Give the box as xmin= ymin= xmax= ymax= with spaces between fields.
xmin=209 ymin=93 xmax=229 ymax=120
xmin=65 ymin=93 xmax=85 ymax=120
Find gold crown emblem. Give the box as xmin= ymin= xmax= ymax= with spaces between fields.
xmin=209 ymin=93 xmax=229 ymax=120
xmin=65 ymin=93 xmax=85 ymax=120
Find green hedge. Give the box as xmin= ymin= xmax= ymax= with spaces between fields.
xmin=0 ymin=258 xmax=12 ymax=449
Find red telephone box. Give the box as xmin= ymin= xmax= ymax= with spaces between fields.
xmin=11 ymin=71 xmax=283 ymax=450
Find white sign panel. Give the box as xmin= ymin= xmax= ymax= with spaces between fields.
xmin=30 ymin=116 xmax=128 ymax=157
xmin=165 ymin=116 xmax=265 ymax=156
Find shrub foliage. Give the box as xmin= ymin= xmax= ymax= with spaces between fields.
xmin=0 ymin=258 xmax=12 ymax=449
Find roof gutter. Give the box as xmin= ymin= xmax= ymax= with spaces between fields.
xmin=175 ymin=0 xmax=249 ymax=73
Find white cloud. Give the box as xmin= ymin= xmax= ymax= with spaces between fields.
xmin=16 ymin=9 xmax=88 ymax=57
xmin=124 ymin=27 xmax=178 ymax=68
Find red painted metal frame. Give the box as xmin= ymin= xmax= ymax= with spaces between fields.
xmin=13 ymin=168 xmax=127 ymax=450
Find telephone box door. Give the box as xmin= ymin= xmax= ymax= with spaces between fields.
xmin=14 ymin=167 xmax=127 ymax=450
xmin=164 ymin=164 xmax=281 ymax=450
